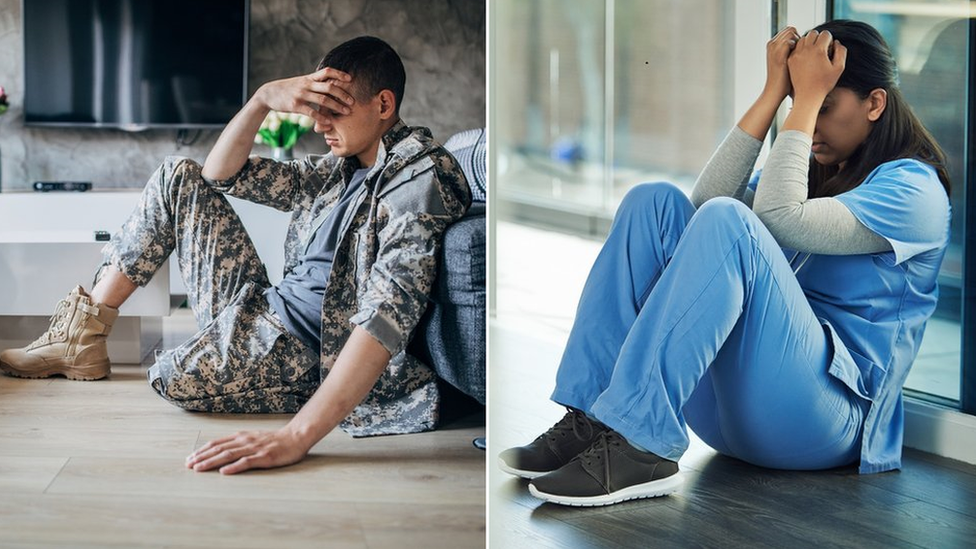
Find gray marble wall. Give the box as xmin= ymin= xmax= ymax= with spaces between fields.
xmin=0 ymin=0 xmax=485 ymax=190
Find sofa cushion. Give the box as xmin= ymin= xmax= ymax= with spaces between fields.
xmin=439 ymin=203 xmax=486 ymax=302
xmin=444 ymin=128 xmax=486 ymax=202
xmin=408 ymin=127 xmax=487 ymax=406
xmin=411 ymin=203 xmax=486 ymax=404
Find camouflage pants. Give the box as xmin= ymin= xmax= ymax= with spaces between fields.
xmin=96 ymin=156 xmax=320 ymax=413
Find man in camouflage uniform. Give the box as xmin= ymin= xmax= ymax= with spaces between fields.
xmin=0 ymin=36 xmax=470 ymax=474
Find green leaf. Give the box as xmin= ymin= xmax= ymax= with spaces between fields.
xmin=257 ymin=128 xmax=277 ymax=148
xmin=282 ymin=123 xmax=300 ymax=149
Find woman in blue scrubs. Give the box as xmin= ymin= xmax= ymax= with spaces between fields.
xmin=499 ymin=20 xmax=952 ymax=507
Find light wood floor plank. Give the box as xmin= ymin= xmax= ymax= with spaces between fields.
xmin=0 ymin=457 xmax=68 ymax=494
xmin=0 ymin=493 xmax=369 ymax=548
xmin=0 ymin=426 xmax=198 ymax=458
xmin=357 ymin=502 xmax=486 ymax=549
xmin=47 ymin=435 xmax=485 ymax=506
xmin=0 ymin=308 xmax=485 ymax=547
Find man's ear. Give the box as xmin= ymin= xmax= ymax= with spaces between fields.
xmin=866 ymin=88 xmax=887 ymax=122
xmin=377 ymin=89 xmax=397 ymax=120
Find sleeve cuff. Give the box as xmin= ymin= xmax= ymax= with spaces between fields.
xmin=350 ymin=306 xmax=405 ymax=356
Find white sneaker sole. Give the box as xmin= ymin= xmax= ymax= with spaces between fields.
xmin=497 ymin=456 xmax=549 ymax=480
xmin=528 ymin=472 xmax=683 ymax=507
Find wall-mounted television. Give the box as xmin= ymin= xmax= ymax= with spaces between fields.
xmin=23 ymin=0 xmax=249 ymax=130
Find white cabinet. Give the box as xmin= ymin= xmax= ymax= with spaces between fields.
xmin=0 ymin=191 xmax=290 ymax=363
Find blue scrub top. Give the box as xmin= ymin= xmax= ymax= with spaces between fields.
xmin=749 ymin=158 xmax=951 ymax=473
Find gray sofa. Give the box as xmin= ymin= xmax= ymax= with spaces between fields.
xmin=409 ymin=129 xmax=486 ymax=407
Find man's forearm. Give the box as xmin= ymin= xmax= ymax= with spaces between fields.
xmin=201 ymin=96 xmax=271 ymax=181
xmin=201 ymin=68 xmax=356 ymax=182
xmin=283 ymin=325 xmax=392 ymax=450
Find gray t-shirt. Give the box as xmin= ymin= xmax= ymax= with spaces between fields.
xmin=266 ymin=167 xmax=370 ymax=351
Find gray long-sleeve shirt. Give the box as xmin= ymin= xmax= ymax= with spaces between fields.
xmin=690 ymin=126 xmax=891 ymax=255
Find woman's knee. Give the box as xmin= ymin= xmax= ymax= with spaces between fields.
xmin=620 ymin=181 xmax=685 ymax=208
xmin=615 ymin=182 xmax=691 ymax=223
xmin=691 ymin=197 xmax=760 ymax=231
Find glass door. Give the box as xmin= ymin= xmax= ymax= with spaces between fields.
xmin=831 ymin=0 xmax=973 ymax=410
xmin=492 ymin=0 xmax=737 ymax=236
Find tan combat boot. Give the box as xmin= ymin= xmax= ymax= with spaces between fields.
xmin=0 ymin=286 xmax=119 ymax=381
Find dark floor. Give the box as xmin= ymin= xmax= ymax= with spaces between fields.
xmin=489 ymin=324 xmax=976 ymax=549
xmin=492 ymin=447 xmax=976 ymax=549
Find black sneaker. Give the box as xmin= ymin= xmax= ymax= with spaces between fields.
xmin=528 ymin=430 xmax=682 ymax=506
xmin=498 ymin=408 xmax=609 ymax=479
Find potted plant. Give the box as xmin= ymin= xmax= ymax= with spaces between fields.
xmin=254 ymin=111 xmax=315 ymax=161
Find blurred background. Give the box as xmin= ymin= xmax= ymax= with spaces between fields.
xmin=490 ymin=4 xmax=973 ymax=543
xmin=490 ymin=0 xmax=972 ymax=409
xmin=494 ymin=0 xmax=732 ymax=229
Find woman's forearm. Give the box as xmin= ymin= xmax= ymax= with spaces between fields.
xmin=737 ymin=90 xmax=786 ymax=141
xmin=692 ymin=24 xmax=796 ymax=209
xmin=690 ymin=90 xmax=787 ymax=209
xmin=780 ymin=94 xmax=822 ymax=136
xmin=690 ymin=126 xmax=763 ymax=209
xmin=753 ymin=130 xmax=891 ymax=255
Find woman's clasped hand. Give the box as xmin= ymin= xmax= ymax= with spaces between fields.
xmin=788 ymin=30 xmax=848 ymax=101
xmin=765 ymin=26 xmax=848 ymax=103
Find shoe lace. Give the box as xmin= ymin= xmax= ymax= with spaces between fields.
xmin=540 ymin=408 xmax=599 ymax=444
xmin=28 ymin=299 xmax=71 ymax=349
xmin=580 ymin=431 xmax=623 ymax=486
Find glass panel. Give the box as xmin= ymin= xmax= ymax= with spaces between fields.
xmin=834 ymin=0 xmax=970 ymax=402
xmin=611 ymin=1 xmax=734 ymax=205
xmin=493 ymin=0 xmax=734 ymax=225
xmin=494 ymin=0 xmax=607 ymax=217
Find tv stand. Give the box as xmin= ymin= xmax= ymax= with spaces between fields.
xmin=0 ymin=192 xmax=170 ymax=364
xmin=0 ymin=190 xmax=291 ymax=365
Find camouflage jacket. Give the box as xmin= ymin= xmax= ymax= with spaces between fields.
xmin=209 ymin=121 xmax=471 ymax=435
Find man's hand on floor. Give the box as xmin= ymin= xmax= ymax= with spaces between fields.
xmin=185 ymin=429 xmax=311 ymax=475
xmin=185 ymin=328 xmax=391 ymax=476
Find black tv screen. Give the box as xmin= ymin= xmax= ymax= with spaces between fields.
xmin=23 ymin=0 xmax=249 ymax=129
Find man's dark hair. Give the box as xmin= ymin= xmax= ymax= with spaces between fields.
xmin=317 ymin=36 xmax=406 ymax=115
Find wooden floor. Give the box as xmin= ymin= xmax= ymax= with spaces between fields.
xmin=0 ymin=308 xmax=486 ymax=548
xmin=489 ymin=323 xmax=976 ymax=549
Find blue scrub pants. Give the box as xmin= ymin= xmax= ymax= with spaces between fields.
xmin=551 ymin=183 xmax=866 ymax=470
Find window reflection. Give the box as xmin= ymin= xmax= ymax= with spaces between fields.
xmin=834 ymin=0 xmax=970 ymax=402
xmin=494 ymin=0 xmax=733 ymax=226
xmin=493 ymin=0 xmax=969 ymax=404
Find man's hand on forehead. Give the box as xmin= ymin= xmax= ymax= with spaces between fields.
xmin=310 ymin=66 xmax=352 ymax=85
xmin=302 ymin=67 xmax=356 ymax=120
xmin=256 ymin=67 xmax=356 ymax=126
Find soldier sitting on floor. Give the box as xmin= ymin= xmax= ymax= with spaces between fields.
xmin=0 ymin=35 xmax=470 ymax=475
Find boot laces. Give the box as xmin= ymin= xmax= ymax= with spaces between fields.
xmin=539 ymin=408 xmax=599 ymax=444
xmin=29 ymin=299 xmax=72 ymax=349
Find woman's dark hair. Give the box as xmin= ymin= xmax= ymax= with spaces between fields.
xmin=317 ymin=36 xmax=406 ymax=114
xmin=806 ymin=19 xmax=950 ymax=198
